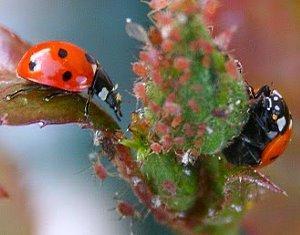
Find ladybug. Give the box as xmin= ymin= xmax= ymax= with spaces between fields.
xmin=223 ymin=84 xmax=292 ymax=167
xmin=6 ymin=41 xmax=122 ymax=120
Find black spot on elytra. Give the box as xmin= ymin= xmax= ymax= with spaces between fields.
xmin=29 ymin=61 xmax=36 ymax=71
xmin=62 ymin=71 xmax=72 ymax=81
xmin=58 ymin=48 xmax=68 ymax=58
xmin=85 ymin=53 xmax=96 ymax=64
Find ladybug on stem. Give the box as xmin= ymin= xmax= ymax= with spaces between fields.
xmin=6 ymin=41 xmax=122 ymax=120
xmin=223 ymin=84 xmax=292 ymax=167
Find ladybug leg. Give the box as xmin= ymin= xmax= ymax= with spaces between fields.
xmin=250 ymin=111 xmax=270 ymax=135
xmin=242 ymin=140 xmax=261 ymax=165
xmin=5 ymin=84 xmax=41 ymax=101
xmin=240 ymin=134 xmax=265 ymax=149
xmin=245 ymin=81 xmax=255 ymax=98
xmin=84 ymin=97 xmax=90 ymax=117
xmin=84 ymin=88 xmax=94 ymax=118
xmin=43 ymin=90 xmax=71 ymax=102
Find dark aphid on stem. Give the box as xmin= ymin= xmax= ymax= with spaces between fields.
xmin=116 ymin=200 xmax=141 ymax=219
xmin=93 ymin=161 xmax=108 ymax=181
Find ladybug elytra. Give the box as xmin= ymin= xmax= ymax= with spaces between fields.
xmin=8 ymin=41 xmax=122 ymax=120
xmin=223 ymin=84 xmax=292 ymax=167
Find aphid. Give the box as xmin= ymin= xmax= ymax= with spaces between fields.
xmin=142 ymin=0 xmax=171 ymax=22
xmin=147 ymin=26 xmax=163 ymax=46
xmin=126 ymin=18 xmax=150 ymax=45
xmin=133 ymin=82 xmax=147 ymax=102
xmin=173 ymin=56 xmax=191 ymax=71
xmin=146 ymin=0 xmax=170 ymax=11
xmin=132 ymin=62 xmax=148 ymax=78
xmin=7 ymin=41 xmax=122 ymax=120
xmin=150 ymin=142 xmax=163 ymax=153
xmin=126 ymin=18 xmax=162 ymax=47
xmin=162 ymin=180 xmax=176 ymax=196
xmin=116 ymin=200 xmax=140 ymax=219
xmin=93 ymin=161 xmax=108 ymax=181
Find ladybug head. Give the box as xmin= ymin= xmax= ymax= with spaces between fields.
xmin=93 ymin=67 xmax=123 ymax=120
xmin=262 ymin=89 xmax=291 ymax=133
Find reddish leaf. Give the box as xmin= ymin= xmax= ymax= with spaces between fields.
xmin=226 ymin=169 xmax=287 ymax=196
xmin=0 ymin=25 xmax=30 ymax=75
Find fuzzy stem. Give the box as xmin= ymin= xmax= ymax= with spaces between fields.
xmin=122 ymin=0 xmax=270 ymax=233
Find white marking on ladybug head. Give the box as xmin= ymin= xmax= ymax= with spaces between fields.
xmin=266 ymin=97 xmax=272 ymax=111
xmin=272 ymin=90 xmax=282 ymax=98
xmin=275 ymin=105 xmax=280 ymax=111
xmin=273 ymin=96 xmax=279 ymax=101
xmin=98 ymin=87 xmax=109 ymax=101
xmin=277 ymin=116 xmax=286 ymax=132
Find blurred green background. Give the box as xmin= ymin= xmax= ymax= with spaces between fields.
xmin=0 ymin=1 xmax=299 ymax=235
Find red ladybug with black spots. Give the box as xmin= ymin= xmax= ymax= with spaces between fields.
xmin=6 ymin=41 xmax=122 ymax=120
xmin=223 ymin=84 xmax=292 ymax=167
